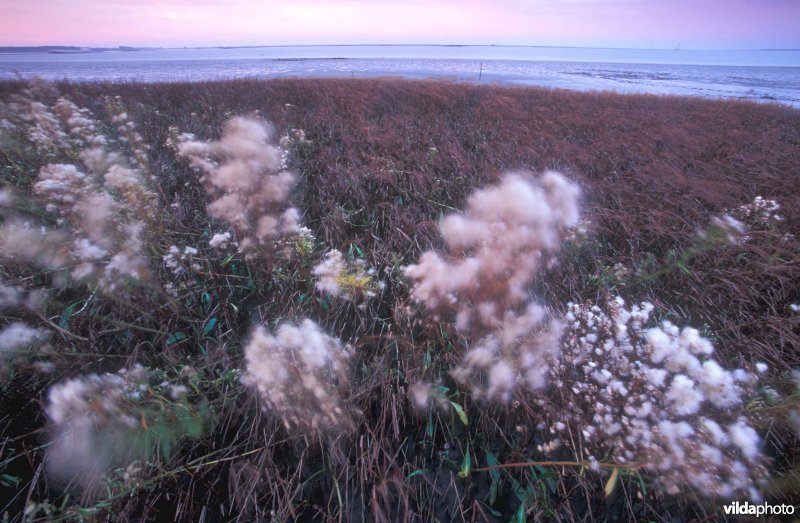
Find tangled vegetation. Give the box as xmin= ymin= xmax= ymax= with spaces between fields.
xmin=1 ymin=77 xmax=799 ymax=521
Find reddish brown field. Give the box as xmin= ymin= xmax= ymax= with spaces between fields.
xmin=1 ymin=78 xmax=798 ymax=521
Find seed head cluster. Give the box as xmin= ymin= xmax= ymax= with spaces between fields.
xmin=6 ymin=95 xmax=67 ymax=154
xmin=404 ymin=172 xmax=580 ymax=400
xmin=106 ymin=96 xmax=150 ymax=171
xmin=536 ymin=297 xmax=768 ymax=500
xmin=1 ymin=94 xmax=159 ymax=292
xmin=176 ymin=117 xmax=301 ymax=258
xmin=44 ymin=364 xmax=201 ymax=495
xmin=313 ymin=249 xmax=382 ymax=301
xmin=731 ymin=196 xmax=783 ymax=229
xmin=45 ymin=365 xmax=150 ymax=493
xmin=0 ymin=321 xmax=49 ymax=354
xmin=241 ymin=319 xmax=353 ymax=433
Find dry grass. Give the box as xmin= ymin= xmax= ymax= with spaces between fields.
xmin=1 ymin=77 xmax=798 ymax=521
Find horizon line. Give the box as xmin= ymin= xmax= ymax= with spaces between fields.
xmin=2 ymin=43 xmax=800 ymax=53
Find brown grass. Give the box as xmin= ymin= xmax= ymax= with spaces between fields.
xmin=1 ymin=77 xmax=799 ymax=521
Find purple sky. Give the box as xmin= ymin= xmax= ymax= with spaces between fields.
xmin=2 ymin=0 xmax=799 ymax=49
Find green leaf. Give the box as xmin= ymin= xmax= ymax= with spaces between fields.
xmin=347 ymin=243 xmax=364 ymax=258
xmin=166 ymin=332 xmax=188 ymax=346
xmin=182 ymin=410 xmax=205 ymax=438
xmin=448 ymin=401 xmax=468 ymax=426
xmin=59 ymin=300 xmax=82 ymax=330
xmin=515 ymin=502 xmax=527 ymax=523
xmin=507 ymin=473 xmax=528 ymax=504
xmin=484 ymin=505 xmax=502 ymax=518
xmin=1 ymin=473 xmax=21 ymax=488
xmin=202 ymin=317 xmax=217 ymax=337
xmin=406 ymin=469 xmax=427 ymax=479
xmin=486 ymin=449 xmax=500 ymax=505
xmin=160 ymin=431 xmax=172 ymax=460
xmin=458 ymin=444 xmax=471 ymax=478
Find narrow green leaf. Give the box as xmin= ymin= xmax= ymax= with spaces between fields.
xmin=637 ymin=473 xmax=648 ymax=496
xmin=515 ymin=502 xmax=527 ymax=523
xmin=484 ymin=505 xmax=502 ymax=518
xmin=161 ymin=432 xmax=172 ymax=459
xmin=423 ymin=350 xmax=432 ymax=369
xmin=202 ymin=317 xmax=217 ymax=337
xmin=59 ymin=300 xmax=81 ymax=330
xmin=507 ymin=473 xmax=527 ymax=503
xmin=448 ymin=401 xmax=468 ymax=426
xmin=166 ymin=332 xmax=188 ymax=346
xmin=1 ymin=473 xmax=21 ymax=488
xmin=406 ymin=469 xmax=427 ymax=479
xmin=458 ymin=444 xmax=471 ymax=478
xmin=486 ymin=449 xmax=500 ymax=505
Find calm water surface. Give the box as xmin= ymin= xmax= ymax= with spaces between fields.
xmin=2 ymin=45 xmax=799 ymax=107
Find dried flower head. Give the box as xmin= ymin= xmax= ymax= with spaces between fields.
xmin=313 ymin=249 xmax=382 ymax=301
xmin=0 ymin=322 xmax=49 ymax=353
xmin=405 ymin=172 xmax=580 ymax=400
xmin=731 ymin=196 xmax=783 ymax=229
xmin=537 ymin=297 xmax=768 ymax=500
xmin=176 ymin=117 xmax=301 ymax=259
xmin=1 ymin=94 xmax=159 ymax=293
xmin=45 ymin=365 xmax=205 ymax=496
xmin=241 ymin=319 xmax=353 ymax=433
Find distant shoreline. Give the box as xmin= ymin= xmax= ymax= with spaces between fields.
xmin=0 ymin=46 xmax=149 ymax=55
xmin=2 ymin=44 xmax=799 ymax=55
xmin=2 ymin=45 xmax=798 ymax=107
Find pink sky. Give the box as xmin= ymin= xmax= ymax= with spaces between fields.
xmin=2 ymin=0 xmax=798 ymax=49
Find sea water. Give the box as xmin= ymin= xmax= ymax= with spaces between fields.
xmin=2 ymin=45 xmax=798 ymax=107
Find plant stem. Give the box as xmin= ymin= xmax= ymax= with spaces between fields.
xmin=472 ymin=459 xmax=647 ymax=473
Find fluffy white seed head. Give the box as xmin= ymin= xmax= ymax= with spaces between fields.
xmin=176 ymin=117 xmax=301 ymax=259
xmin=242 ymin=319 xmax=353 ymax=433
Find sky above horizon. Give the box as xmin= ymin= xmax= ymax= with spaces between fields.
xmin=2 ymin=0 xmax=799 ymax=50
